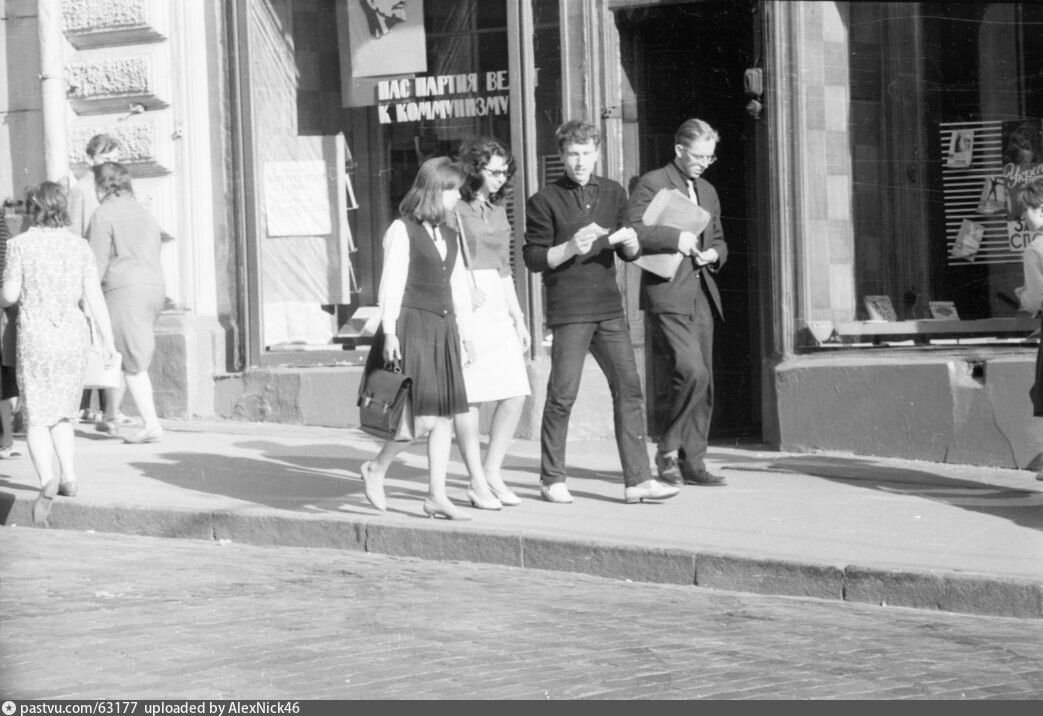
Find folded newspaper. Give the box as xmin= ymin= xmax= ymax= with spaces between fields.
xmin=636 ymin=188 xmax=711 ymax=279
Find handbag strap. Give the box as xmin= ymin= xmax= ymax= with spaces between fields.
xmin=453 ymin=209 xmax=478 ymax=290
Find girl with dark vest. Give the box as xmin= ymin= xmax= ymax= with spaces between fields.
xmin=360 ymin=157 xmax=485 ymax=519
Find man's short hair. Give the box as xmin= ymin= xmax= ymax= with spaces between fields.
xmin=674 ymin=119 xmax=720 ymax=147
xmin=556 ymin=119 xmax=601 ymax=151
xmin=85 ymin=133 xmax=120 ymax=159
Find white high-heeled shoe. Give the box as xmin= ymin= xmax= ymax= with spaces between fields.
xmin=422 ymin=497 xmax=471 ymax=521
xmin=466 ymin=488 xmax=502 ymax=511
xmin=360 ymin=461 xmax=387 ymax=512
xmin=488 ymin=484 xmax=522 ymax=506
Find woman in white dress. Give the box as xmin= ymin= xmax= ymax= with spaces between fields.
xmin=451 ymin=137 xmax=532 ymax=507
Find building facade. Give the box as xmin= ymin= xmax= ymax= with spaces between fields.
xmin=2 ymin=0 xmax=1042 ymax=469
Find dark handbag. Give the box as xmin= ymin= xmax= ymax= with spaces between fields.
xmin=358 ymin=360 xmax=414 ymax=442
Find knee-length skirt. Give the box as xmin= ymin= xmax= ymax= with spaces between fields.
xmin=365 ymin=306 xmax=468 ymax=418
xmin=462 ymin=269 xmax=530 ymax=403
xmin=106 ymin=284 xmax=165 ymax=374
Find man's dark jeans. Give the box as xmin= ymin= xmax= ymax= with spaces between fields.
xmin=540 ymin=315 xmax=652 ymax=488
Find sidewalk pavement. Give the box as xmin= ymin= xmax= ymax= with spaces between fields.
xmin=1 ymin=419 xmax=1041 ymax=619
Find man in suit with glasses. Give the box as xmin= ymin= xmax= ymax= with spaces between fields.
xmin=628 ymin=118 xmax=729 ymax=487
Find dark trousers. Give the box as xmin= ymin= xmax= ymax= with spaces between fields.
xmin=650 ymin=284 xmax=715 ymax=473
xmin=540 ymin=315 xmax=651 ymax=488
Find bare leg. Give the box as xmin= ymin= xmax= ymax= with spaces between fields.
xmin=453 ymin=407 xmax=498 ymax=506
xmin=26 ymin=424 xmax=58 ymax=526
xmin=51 ymin=420 xmax=76 ymax=486
xmin=482 ymin=396 xmax=525 ymax=499
xmin=360 ymin=437 xmax=412 ymax=511
xmin=423 ymin=417 xmax=469 ymax=520
xmin=123 ymin=371 xmax=160 ymax=431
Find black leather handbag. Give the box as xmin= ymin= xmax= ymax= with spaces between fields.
xmin=358 ymin=360 xmax=414 ymax=442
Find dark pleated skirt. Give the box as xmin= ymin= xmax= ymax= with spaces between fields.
xmin=365 ymin=306 xmax=468 ymax=418
xmin=1032 ymin=319 xmax=1043 ymax=417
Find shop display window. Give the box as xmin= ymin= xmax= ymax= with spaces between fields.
xmin=811 ymin=1 xmax=1043 ymax=349
xmin=241 ymin=0 xmax=524 ymax=362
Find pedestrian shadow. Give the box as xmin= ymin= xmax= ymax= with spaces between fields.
xmin=126 ymin=437 xmax=788 ymax=515
xmin=126 ymin=444 xmax=386 ymax=515
xmin=232 ymin=438 xmax=639 ymax=506
xmin=723 ymin=454 xmax=1043 ymax=531
xmin=129 ymin=439 xmax=540 ymax=517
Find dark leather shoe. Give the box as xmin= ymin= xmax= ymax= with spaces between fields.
xmin=655 ymin=451 xmax=683 ymax=485
xmin=683 ymin=468 xmax=727 ymax=486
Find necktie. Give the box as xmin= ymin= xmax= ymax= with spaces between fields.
xmin=686 ymin=179 xmax=701 ymax=253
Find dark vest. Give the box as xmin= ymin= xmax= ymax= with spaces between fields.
xmin=401 ymin=216 xmax=458 ymax=318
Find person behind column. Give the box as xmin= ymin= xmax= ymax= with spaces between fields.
xmin=87 ymin=161 xmax=165 ymax=444
xmin=359 ymin=156 xmax=478 ymax=520
xmin=69 ymin=133 xmax=120 ymax=238
xmin=627 ymin=118 xmax=728 ymax=487
xmin=449 ymin=136 xmax=531 ymax=508
xmin=0 ymin=203 xmax=22 ymax=460
xmin=1014 ymin=176 xmax=1043 ymax=482
xmin=68 ymin=132 xmax=121 ymax=426
xmin=522 ymin=119 xmax=679 ymax=505
xmin=1 ymin=182 xmax=116 ymax=524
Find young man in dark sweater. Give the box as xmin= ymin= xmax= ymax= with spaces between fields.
xmin=523 ymin=119 xmax=679 ymax=505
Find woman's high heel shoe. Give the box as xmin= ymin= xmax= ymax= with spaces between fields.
xmin=466 ymin=488 xmax=502 ymax=511
xmin=422 ymin=497 xmax=471 ymax=521
xmin=488 ymin=484 xmax=522 ymax=507
xmin=486 ymin=474 xmax=522 ymax=506
xmin=360 ymin=461 xmax=387 ymax=512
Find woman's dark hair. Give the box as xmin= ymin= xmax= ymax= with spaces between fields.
xmin=457 ymin=136 xmax=515 ymax=205
xmin=399 ymin=156 xmax=466 ymax=225
xmin=85 ymin=133 xmax=120 ymax=160
xmin=93 ymin=161 xmax=134 ymax=201
xmin=24 ymin=181 xmax=70 ymax=229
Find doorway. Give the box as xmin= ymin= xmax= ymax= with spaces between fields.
xmin=611 ymin=1 xmax=763 ymax=441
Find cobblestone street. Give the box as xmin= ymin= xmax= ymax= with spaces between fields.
xmin=2 ymin=527 xmax=1042 ymax=700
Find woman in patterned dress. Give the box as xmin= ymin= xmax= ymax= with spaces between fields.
xmin=1 ymin=182 xmax=116 ymax=526
xmin=450 ymin=137 xmax=531 ymax=507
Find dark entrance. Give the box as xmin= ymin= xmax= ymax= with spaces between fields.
xmin=614 ymin=1 xmax=762 ymax=441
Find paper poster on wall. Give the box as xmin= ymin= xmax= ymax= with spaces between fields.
xmin=263 ymin=161 xmax=332 ymax=237
xmin=945 ymin=129 xmax=974 ymax=168
xmin=347 ymin=0 xmax=427 ymax=79
xmin=976 ymin=175 xmax=1006 ymax=214
xmin=1000 ymin=120 xmax=1043 ymax=251
xmin=951 ymin=218 xmax=984 ymax=260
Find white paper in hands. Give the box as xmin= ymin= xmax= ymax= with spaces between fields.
xmin=577 ymin=222 xmax=610 ymax=240
xmin=608 ymin=228 xmax=631 ymax=245
xmin=571 ymin=223 xmax=609 ymax=255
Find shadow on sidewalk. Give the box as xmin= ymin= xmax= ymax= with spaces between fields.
xmin=724 ymin=454 xmax=1043 ymax=531
xmin=126 ymin=442 xmax=382 ymax=514
xmin=124 ymin=433 xmax=658 ymax=514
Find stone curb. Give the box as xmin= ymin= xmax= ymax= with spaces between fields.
xmin=3 ymin=495 xmax=1040 ymax=620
